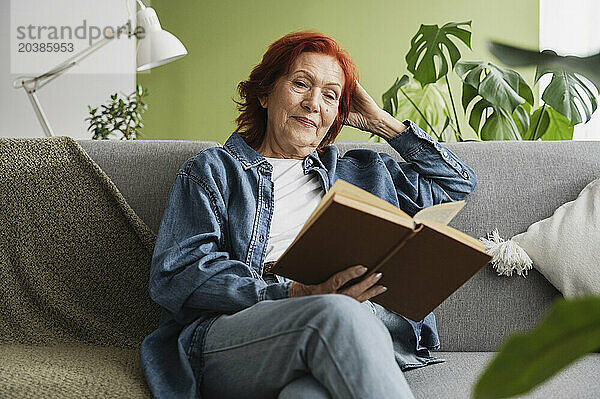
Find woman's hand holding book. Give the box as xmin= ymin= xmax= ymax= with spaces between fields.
xmin=289 ymin=265 xmax=387 ymax=302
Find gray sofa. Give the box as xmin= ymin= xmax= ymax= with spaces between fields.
xmin=6 ymin=138 xmax=600 ymax=398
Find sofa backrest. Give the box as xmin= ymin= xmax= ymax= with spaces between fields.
xmin=77 ymin=139 xmax=600 ymax=351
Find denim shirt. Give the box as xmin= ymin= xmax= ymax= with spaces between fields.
xmin=140 ymin=120 xmax=477 ymax=398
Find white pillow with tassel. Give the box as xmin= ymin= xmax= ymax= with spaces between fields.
xmin=479 ymin=177 xmax=600 ymax=298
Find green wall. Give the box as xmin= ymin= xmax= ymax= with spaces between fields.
xmin=137 ymin=0 xmax=538 ymax=144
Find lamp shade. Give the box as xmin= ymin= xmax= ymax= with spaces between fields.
xmin=136 ymin=7 xmax=187 ymax=71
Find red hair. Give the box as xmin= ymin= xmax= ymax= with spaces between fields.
xmin=234 ymin=30 xmax=358 ymax=153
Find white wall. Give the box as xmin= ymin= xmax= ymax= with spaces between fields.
xmin=540 ymin=0 xmax=600 ymax=140
xmin=0 ymin=0 xmax=135 ymax=139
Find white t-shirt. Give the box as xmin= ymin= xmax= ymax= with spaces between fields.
xmin=263 ymin=157 xmax=325 ymax=263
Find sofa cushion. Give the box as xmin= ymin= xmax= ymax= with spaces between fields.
xmin=405 ymin=351 xmax=600 ymax=398
xmin=0 ymin=343 xmax=151 ymax=398
xmin=511 ymin=176 xmax=600 ymax=297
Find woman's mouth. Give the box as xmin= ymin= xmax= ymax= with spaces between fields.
xmin=293 ymin=116 xmax=317 ymax=128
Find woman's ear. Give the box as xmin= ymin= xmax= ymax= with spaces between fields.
xmin=258 ymin=95 xmax=268 ymax=109
xmin=258 ymin=96 xmax=267 ymax=108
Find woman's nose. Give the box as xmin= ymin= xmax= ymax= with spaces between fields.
xmin=301 ymin=90 xmax=320 ymax=113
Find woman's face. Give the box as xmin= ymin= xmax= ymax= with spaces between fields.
xmin=258 ymin=52 xmax=345 ymax=159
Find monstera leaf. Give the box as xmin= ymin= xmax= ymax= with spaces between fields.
xmin=463 ymin=97 xmax=522 ymax=140
xmin=473 ymin=296 xmax=600 ymax=399
xmin=457 ymin=61 xmax=533 ymax=140
xmin=406 ymin=21 xmax=472 ymax=86
xmin=488 ymin=41 xmax=600 ymax=91
xmin=392 ymin=77 xmax=453 ymax=140
xmin=524 ymin=105 xmax=574 ymax=141
xmin=462 ymin=79 xmax=531 ymax=139
xmin=534 ymin=50 xmax=598 ymax=125
xmin=382 ymin=75 xmax=454 ymax=140
xmin=456 ymin=61 xmax=534 ymax=113
xmin=512 ymin=101 xmax=532 ymax=135
xmin=382 ymin=75 xmax=410 ymax=117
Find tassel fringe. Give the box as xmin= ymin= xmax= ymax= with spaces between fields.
xmin=479 ymin=228 xmax=533 ymax=277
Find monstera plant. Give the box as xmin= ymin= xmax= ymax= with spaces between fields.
xmin=379 ymin=21 xmax=599 ymax=142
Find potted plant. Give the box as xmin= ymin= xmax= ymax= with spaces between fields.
xmin=86 ymin=84 xmax=149 ymax=140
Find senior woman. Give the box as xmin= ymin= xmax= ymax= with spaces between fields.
xmin=141 ymin=31 xmax=477 ymax=399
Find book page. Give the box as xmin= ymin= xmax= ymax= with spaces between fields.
xmin=413 ymin=200 xmax=465 ymax=226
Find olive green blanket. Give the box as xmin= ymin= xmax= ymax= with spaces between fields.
xmin=0 ymin=136 xmax=160 ymax=348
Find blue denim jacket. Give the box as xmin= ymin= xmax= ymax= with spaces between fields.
xmin=140 ymin=120 xmax=477 ymax=398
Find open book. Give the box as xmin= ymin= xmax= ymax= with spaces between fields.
xmin=270 ymin=179 xmax=492 ymax=321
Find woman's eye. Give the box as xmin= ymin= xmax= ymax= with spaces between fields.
xmin=325 ymin=94 xmax=336 ymax=100
xmin=294 ymin=81 xmax=307 ymax=88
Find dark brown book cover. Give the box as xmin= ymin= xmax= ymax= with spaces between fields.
xmin=372 ymin=222 xmax=493 ymax=321
xmin=270 ymin=180 xmax=492 ymax=321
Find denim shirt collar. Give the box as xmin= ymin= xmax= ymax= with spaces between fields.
xmin=224 ymin=132 xmax=328 ymax=172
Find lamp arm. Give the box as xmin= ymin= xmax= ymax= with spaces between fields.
xmin=25 ymin=90 xmax=55 ymax=137
xmin=13 ymin=0 xmax=141 ymax=90
xmin=13 ymin=0 xmax=147 ymax=137
xmin=13 ymin=26 xmax=129 ymax=92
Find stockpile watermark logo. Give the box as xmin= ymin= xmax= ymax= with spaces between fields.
xmin=11 ymin=0 xmax=142 ymax=75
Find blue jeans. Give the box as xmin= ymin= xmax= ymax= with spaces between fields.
xmin=199 ymin=294 xmax=416 ymax=399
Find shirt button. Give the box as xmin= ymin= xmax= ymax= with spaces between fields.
xmin=259 ymin=235 xmax=265 ymax=242
xmin=442 ymin=150 xmax=449 ymax=159
xmin=462 ymin=171 xmax=469 ymax=179
xmin=307 ymin=159 xmax=313 ymax=166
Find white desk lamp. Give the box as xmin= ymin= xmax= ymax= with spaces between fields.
xmin=12 ymin=0 xmax=187 ymax=137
